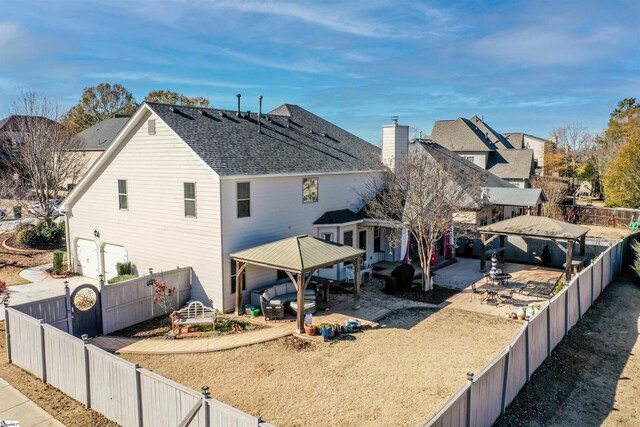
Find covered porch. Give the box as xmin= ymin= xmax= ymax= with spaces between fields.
xmin=477 ymin=215 xmax=590 ymax=281
xmin=230 ymin=235 xmax=365 ymax=334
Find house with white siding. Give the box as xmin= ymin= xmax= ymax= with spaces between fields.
xmin=60 ymin=102 xmax=387 ymax=312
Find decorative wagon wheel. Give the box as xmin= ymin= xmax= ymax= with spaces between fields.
xmin=73 ymin=287 xmax=98 ymax=311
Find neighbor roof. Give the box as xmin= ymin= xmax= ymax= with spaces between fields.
xmin=484 ymin=187 xmax=546 ymax=207
xmin=146 ymin=102 xmax=383 ymax=176
xmin=77 ymin=116 xmax=130 ymax=150
xmin=0 ymin=115 xmax=60 ymax=132
xmin=230 ymin=234 xmax=365 ymax=272
xmin=486 ymin=149 xmax=534 ymax=180
xmin=477 ymin=216 xmax=589 ymax=240
xmin=313 ymin=209 xmax=363 ymax=225
xmin=502 ymin=132 xmax=525 ymax=148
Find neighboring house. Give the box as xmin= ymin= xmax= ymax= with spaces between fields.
xmin=502 ymin=132 xmax=548 ymax=175
xmin=0 ymin=115 xmax=62 ymax=164
xmin=429 ymin=116 xmax=535 ymax=188
xmin=71 ymin=115 xmax=130 ymax=189
xmin=60 ymin=102 xmax=385 ymax=312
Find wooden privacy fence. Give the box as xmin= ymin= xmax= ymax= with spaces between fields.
xmin=4 ymin=306 xmax=265 ymax=427
xmin=422 ymin=242 xmax=622 ymax=427
xmin=101 ymin=267 xmax=192 ymax=335
xmin=547 ymin=205 xmax=640 ymax=229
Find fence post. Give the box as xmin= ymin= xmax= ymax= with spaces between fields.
xmin=135 ymin=364 xmax=143 ymax=427
xmin=546 ymin=308 xmax=551 ymax=357
xmin=576 ymin=276 xmax=582 ymax=319
xmin=590 ymin=265 xmax=594 ymax=304
xmin=600 ymin=255 xmax=604 ymax=294
xmin=564 ymin=288 xmax=568 ymax=336
xmin=83 ymin=338 xmax=91 ymax=408
xmin=466 ymin=372 xmax=473 ymax=427
xmin=525 ymin=326 xmax=530 ymax=381
xmin=99 ymin=275 xmax=107 ymax=336
xmin=39 ymin=319 xmax=46 ymax=382
xmin=203 ymin=386 xmax=211 ymax=427
xmin=65 ymin=282 xmax=73 ymax=335
xmin=500 ymin=350 xmax=510 ymax=414
xmin=4 ymin=305 xmax=11 ymax=363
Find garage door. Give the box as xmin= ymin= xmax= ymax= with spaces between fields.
xmin=103 ymin=244 xmax=128 ymax=280
xmin=76 ymin=239 xmax=99 ymax=279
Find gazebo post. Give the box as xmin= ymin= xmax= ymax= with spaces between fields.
xmin=234 ymin=261 xmax=245 ymax=315
xmin=565 ymin=240 xmax=575 ymax=282
xmin=353 ymin=256 xmax=361 ymax=310
xmin=480 ymin=233 xmax=487 ymax=272
xmin=296 ymin=272 xmax=305 ymax=334
xmin=579 ymin=235 xmax=586 ymax=256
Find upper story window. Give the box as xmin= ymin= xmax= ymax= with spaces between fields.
xmin=148 ymin=119 xmax=156 ymax=135
xmin=302 ymin=177 xmax=318 ymax=203
xmin=118 ymin=179 xmax=128 ymax=210
xmin=184 ymin=183 xmax=196 ymax=217
xmin=464 ymin=155 xmax=474 ymax=163
xmin=237 ymin=182 xmax=250 ymax=218
xmin=321 ymin=232 xmax=333 ymax=241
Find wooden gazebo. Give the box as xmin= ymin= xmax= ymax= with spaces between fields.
xmin=230 ymin=235 xmax=365 ymax=333
xmin=477 ymin=216 xmax=589 ymax=281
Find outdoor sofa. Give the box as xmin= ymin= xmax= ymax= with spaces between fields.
xmin=260 ymin=282 xmax=316 ymax=320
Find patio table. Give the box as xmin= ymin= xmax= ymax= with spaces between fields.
xmin=484 ymin=273 xmax=512 ymax=286
xmin=480 ymin=284 xmax=505 ymax=305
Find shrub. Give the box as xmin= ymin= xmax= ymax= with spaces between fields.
xmin=632 ymin=240 xmax=640 ymax=281
xmin=116 ymin=261 xmax=132 ymax=276
xmin=540 ymin=244 xmax=552 ymax=265
xmin=17 ymin=221 xmax=64 ymax=249
xmin=52 ymin=251 xmax=64 ymax=275
xmin=108 ymin=274 xmax=138 ymax=284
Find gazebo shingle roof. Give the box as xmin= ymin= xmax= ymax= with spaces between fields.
xmin=477 ymin=216 xmax=589 ymax=240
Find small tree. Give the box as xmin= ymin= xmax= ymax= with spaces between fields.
xmin=550 ymin=123 xmax=593 ymax=178
xmin=359 ymin=147 xmax=482 ymax=291
xmin=1 ymin=92 xmax=87 ymax=224
xmin=0 ymin=280 xmax=9 ymax=305
xmin=152 ymin=280 xmax=176 ymax=315
xmin=144 ymin=90 xmax=210 ymax=107
xmin=532 ymin=176 xmax=569 ymax=217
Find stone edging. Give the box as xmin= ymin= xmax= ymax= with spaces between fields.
xmin=2 ymin=237 xmax=51 ymax=254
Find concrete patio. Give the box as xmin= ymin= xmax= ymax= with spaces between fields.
xmin=435 ymin=257 xmax=563 ymax=317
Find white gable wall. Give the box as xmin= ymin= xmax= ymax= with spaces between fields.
xmin=66 ymin=110 xmax=224 ymax=306
xmin=220 ymin=172 xmax=377 ymax=312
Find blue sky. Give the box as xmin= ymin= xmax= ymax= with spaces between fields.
xmin=1 ymin=0 xmax=639 ymax=144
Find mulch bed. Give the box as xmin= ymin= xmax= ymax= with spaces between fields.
xmin=394 ymin=285 xmax=460 ymax=305
xmin=110 ymin=314 xmax=265 ymax=339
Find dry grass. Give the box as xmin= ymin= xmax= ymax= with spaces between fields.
xmin=0 ymin=232 xmax=56 ymax=285
xmin=0 ymin=322 xmax=117 ymax=427
xmin=496 ymin=279 xmax=640 ymax=426
xmin=123 ymin=307 xmax=522 ymax=427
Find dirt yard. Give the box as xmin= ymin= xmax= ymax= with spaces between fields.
xmin=0 ymin=322 xmax=117 ymax=427
xmin=495 ymin=279 xmax=640 ymax=426
xmin=584 ymin=225 xmax=635 ymax=240
xmin=123 ymin=307 xmax=522 ymax=427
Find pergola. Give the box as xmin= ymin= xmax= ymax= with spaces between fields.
xmin=477 ymin=216 xmax=589 ymax=281
xmin=230 ymin=235 xmax=365 ymax=333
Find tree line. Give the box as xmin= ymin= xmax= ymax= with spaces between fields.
xmin=63 ymin=83 xmax=210 ymax=132
xmin=542 ymin=98 xmax=640 ymax=209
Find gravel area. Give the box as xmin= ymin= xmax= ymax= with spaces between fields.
xmin=123 ymin=307 xmax=521 ymax=427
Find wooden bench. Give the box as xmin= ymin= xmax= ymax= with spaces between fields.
xmin=170 ymin=301 xmax=218 ymax=333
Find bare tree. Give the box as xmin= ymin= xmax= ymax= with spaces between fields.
xmin=359 ymin=146 xmax=483 ymax=291
xmin=550 ymin=123 xmax=593 ymax=177
xmin=1 ymin=92 xmax=87 ymax=224
xmin=532 ymin=176 xmax=568 ymax=217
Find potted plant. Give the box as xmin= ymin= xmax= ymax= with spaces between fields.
xmin=320 ymin=323 xmax=333 ymax=340
xmin=304 ymin=324 xmax=316 ymax=336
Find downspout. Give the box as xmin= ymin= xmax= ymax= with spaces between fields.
xmin=63 ymin=211 xmax=72 ymax=271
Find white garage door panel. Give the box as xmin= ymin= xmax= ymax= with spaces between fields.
xmin=76 ymin=239 xmax=99 ymax=279
xmin=103 ymin=244 xmax=128 ymax=280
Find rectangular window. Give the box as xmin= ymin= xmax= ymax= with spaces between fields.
xmin=374 ymin=227 xmax=382 ymax=252
xmin=302 ymin=177 xmax=318 ymax=203
xmin=231 ymin=261 xmax=246 ymax=293
xmin=237 ymin=182 xmax=250 ymax=218
xmin=358 ymin=230 xmax=367 ymax=251
xmin=148 ymin=119 xmax=156 ymax=135
xmin=321 ymin=232 xmax=333 ymax=242
xmin=118 ymin=179 xmax=128 ymax=210
xmin=184 ymin=182 xmax=196 ymax=217
xmin=464 ymin=155 xmax=474 ymax=162
xmin=343 ymin=231 xmax=354 ymax=247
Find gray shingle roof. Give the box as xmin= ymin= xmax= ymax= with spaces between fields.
xmin=478 ymin=216 xmax=589 ymax=240
xmin=430 ymin=116 xmax=517 ymax=152
xmin=313 ymin=209 xmax=363 ymax=225
xmin=146 ymin=102 xmax=383 ymax=176
xmin=469 ymin=116 xmax=514 ymax=149
xmin=486 ymin=149 xmax=534 ymax=180
xmin=77 ymin=117 xmax=130 ymax=150
xmin=502 ymin=132 xmax=525 ymax=149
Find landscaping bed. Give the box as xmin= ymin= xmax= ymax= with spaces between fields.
xmin=110 ymin=314 xmax=265 ymax=339
xmin=0 ymin=322 xmax=117 ymax=427
xmin=0 ymin=232 xmax=58 ymax=285
xmin=394 ymin=284 xmax=460 ymax=304
xmin=123 ymin=307 xmax=521 ymax=427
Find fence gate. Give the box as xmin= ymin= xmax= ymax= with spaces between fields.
xmin=70 ymin=284 xmax=102 ymax=338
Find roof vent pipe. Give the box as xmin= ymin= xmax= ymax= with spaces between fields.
xmin=391 ymin=116 xmax=398 ymax=125
xmin=258 ymin=95 xmax=263 ymax=134
xmin=236 ymin=94 xmax=241 ymax=117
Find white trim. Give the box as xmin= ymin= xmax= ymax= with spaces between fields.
xmin=313 ymin=220 xmax=363 ymax=228
xmin=220 ymin=169 xmax=385 ymax=180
